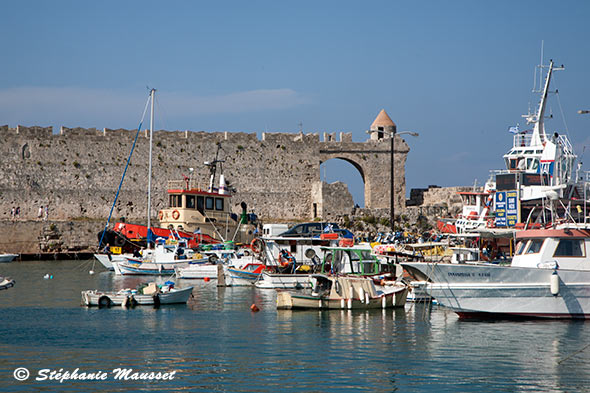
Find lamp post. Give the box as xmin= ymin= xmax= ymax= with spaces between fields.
xmin=389 ymin=130 xmax=419 ymax=233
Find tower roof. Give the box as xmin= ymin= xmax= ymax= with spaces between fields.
xmin=371 ymin=109 xmax=396 ymax=128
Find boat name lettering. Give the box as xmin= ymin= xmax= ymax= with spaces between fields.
xmin=448 ymin=272 xmax=473 ymax=277
xmin=447 ymin=272 xmax=491 ymax=278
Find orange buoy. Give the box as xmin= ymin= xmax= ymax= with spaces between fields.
xmin=250 ymin=304 xmax=260 ymax=312
xmin=203 ymin=277 xmax=210 ymax=282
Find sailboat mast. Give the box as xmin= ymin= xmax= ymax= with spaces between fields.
xmin=147 ymin=88 xmax=156 ymax=247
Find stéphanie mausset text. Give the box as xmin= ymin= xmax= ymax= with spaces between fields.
xmin=35 ymin=368 xmax=177 ymax=383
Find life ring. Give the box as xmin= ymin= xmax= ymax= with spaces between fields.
xmin=279 ymin=250 xmax=295 ymax=267
xmin=487 ymin=218 xmax=495 ymax=227
xmin=172 ymin=210 xmax=180 ymax=220
xmin=251 ymin=238 xmax=263 ymax=254
xmin=98 ymin=295 xmax=112 ymax=309
xmin=208 ymin=255 xmax=219 ymax=264
xmin=114 ymin=235 xmax=125 ymax=247
xmin=158 ymin=211 xmax=163 ymax=220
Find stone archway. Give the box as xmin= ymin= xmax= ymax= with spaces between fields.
xmin=319 ymin=137 xmax=409 ymax=211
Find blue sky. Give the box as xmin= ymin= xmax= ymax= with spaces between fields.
xmin=2 ymin=1 xmax=590 ymax=206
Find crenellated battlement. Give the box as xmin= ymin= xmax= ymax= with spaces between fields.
xmin=0 ymin=110 xmax=410 ymax=223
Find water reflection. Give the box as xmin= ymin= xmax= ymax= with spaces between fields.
xmin=1 ymin=261 xmax=590 ymax=392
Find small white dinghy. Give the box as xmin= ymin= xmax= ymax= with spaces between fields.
xmin=0 ymin=254 xmax=18 ymax=263
xmin=82 ymin=281 xmax=193 ymax=308
xmin=0 ymin=276 xmax=15 ymax=290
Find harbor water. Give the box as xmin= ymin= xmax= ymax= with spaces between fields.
xmin=1 ymin=260 xmax=590 ymax=392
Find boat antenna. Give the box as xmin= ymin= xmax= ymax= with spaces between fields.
xmin=147 ymin=87 xmax=156 ymax=248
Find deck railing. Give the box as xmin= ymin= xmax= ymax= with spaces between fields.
xmin=167 ymin=179 xmax=206 ymax=191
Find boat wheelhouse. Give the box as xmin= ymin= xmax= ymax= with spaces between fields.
xmin=438 ymin=58 xmax=585 ymax=235
xmin=492 ymin=60 xmax=581 ymax=221
xmin=158 ymin=177 xmax=237 ymax=243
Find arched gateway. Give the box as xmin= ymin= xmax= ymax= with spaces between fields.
xmin=316 ymin=109 xmax=410 ymax=217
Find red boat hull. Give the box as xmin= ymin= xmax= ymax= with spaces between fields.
xmin=113 ymin=222 xmax=219 ymax=248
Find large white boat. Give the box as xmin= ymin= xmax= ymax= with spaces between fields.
xmin=403 ymin=224 xmax=590 ymax=319
xmin=438 ymin=58 xmax=582 ymax=235
xmin=400 ymin=56 xmax=590 ymax=319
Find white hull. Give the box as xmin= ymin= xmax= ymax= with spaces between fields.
xmin=406 ymin=280 xmax=432 ymax=302
xmin=113 ymin=260 xmax=191 ymax=276
xmin=255 ymin=272 xmax=312 ymax=289
xmin=0 ymin=254 xmax=18 ymax=263
xmin=175 ymin=264 xmax=219 ymax=279
xmin=403 ymin=262 xmax=590 ymax=319
xmin=223 ymin=266 xmax=261 ymax=286
xmin=278 ymin=286 xmax=408 ymax=310
xmin=93 ymin=253 xmax=130 ymax=270
xmin=82 ymin=286 xmax=193 ymax=306
xmin=0 ymin=277 xmax=15 ymax=290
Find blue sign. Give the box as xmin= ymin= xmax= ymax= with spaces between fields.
xmin=506 ymin=190 xmax=518 ymax=227
xmin=495 ymin=191 xmax=506 ymax=227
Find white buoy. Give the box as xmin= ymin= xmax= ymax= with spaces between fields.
xmin=89 ymin=270 xmax=95 ymax=275
xmin=43 ymin=274 xmax=49 ymax=280
xmin=550 ymin=271 xmax=560 ymax=296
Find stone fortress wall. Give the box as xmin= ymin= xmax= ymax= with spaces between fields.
xmin=0 ymin=121 xmax=409 ymax=226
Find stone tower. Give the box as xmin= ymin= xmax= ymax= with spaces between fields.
xmin=369 ymin=109 xmax=396 ymax=140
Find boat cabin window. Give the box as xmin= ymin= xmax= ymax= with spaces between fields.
xmin=515 ymin=241 xmax=527 ymax=255
xmin=527 ymin=158 xmax=539 ymax=171
xmin=186 ymin=195 xmax=195 ymax=209
xmin=525 ymin=239 xmax=544 ymax=254
xmin=215 ymin=198 xmax=224 ymax=211
xmin=197 ymin=196 xmax=204 ymax=213
xmin=205 ymin=197 xmax=214 ymax=210
xmin=508 ymin=158 xmax=518 ymax=170
xmin=553 ymin=239 xmax=585 ymax=257
xmin=169 ymin=195 xmax=182 ymax=208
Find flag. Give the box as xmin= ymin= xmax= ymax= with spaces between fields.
xmin=508 ymin=125 xmax=520 ymax=134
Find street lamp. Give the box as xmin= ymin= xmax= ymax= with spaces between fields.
xmin=388 ymin=130 xmax=419 ymax=233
